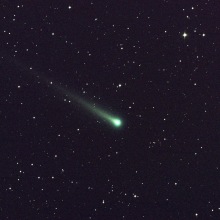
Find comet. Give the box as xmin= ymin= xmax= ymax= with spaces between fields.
xmin=55 ymin=84 xmax=123 ymax=128
xmin=2 ymin=53 xmax=123 ymax=128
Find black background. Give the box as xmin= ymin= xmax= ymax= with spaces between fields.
xmin=0 ymin=0 xmax=220 ymax=219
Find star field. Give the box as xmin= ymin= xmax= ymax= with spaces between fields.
xmin=0 ymin=1 xmax=220 ymax=219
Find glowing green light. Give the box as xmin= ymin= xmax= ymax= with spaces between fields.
xmin=112 ymin=118 xmax=122 ymax=127
xmin=8 ymin=57 xmax=124 ymax=129
xmin=52 ymin=85 xmax=123 ymax=128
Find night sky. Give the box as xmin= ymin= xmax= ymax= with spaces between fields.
xmin=1 ymin=1 xmax=220 ymax=219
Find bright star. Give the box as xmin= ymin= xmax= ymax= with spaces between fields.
xmin=182 ymin=32 xmax=188 ymax=38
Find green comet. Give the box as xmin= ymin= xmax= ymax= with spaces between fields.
xmin=3 ymin=55 xmax=123 ymax=128
xmin=55 ymin=85 xmax=123 ymax=128
xmin=79 ymin=100 xmax=123 ymax=128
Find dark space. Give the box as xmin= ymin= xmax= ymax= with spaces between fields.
xmin=0 ymin=1 xmax=220 ymax=219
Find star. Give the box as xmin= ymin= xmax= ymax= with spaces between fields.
xmin=182 ymin=32 xmax=188 ymax=38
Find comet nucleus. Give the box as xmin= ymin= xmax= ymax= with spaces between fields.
xmin=112 ymin=118 xmax=122 ymax=127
